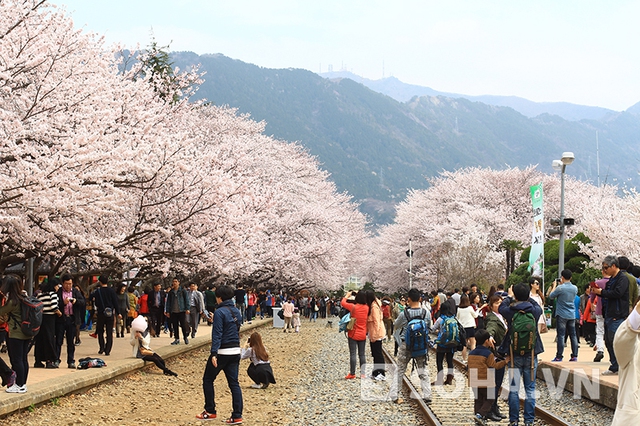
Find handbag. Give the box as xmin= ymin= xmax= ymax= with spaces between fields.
xmin=98 ymin=288 xmax=113 ymax=318
xmin=539 ymin=321 xmax=548 ymax=334
xmin=139 ymin=346 xmax=154 ymax=357
xmin=277 ymin=309 xmax=284 ymax=320
xmin=346 ymin=317 xmax=357 ymax=331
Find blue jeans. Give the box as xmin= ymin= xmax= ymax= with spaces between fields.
xmin=508 ymin=354 xmax=538 ymax=424
xmin=604 ymin=317 xmax=624 ymax=372
xmin=203 ymin=354 xmax=242 ymax=418
xmin=555 ymin=316 xmax=578 ymax=358
xmin=348 ymin=338 xmax=366 ymax=376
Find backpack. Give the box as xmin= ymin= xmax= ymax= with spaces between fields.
xmin=435 ymin=315 xmax=462 ymax=349
xmin=404 ymin=308 xmax=429 ymax=358
xmin=509 ymin=310 xmax=537 ymax=361
xmin=77 ymin=357 xmax=107 ymax=369
xmin=338 ymin=312 xmax=351 ymax=333
xmin=10 ymin=295 xmax=44 ymax=337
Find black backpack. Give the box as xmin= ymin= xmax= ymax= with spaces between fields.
xmin=10 ymin=295 xmax=44 ymax=337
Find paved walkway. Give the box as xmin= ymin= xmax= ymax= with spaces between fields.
xmin=0 ymin=318 xmax=271 ymax=417
xmin=534 ymin=324 xmax=619 ymax=409
xmin=537 ymin=325 xmax=618 ymax=383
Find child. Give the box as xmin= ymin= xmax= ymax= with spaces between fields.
xmin=468 ymin=329 xmax=509 ymax=425
xmin=196 ymin=285 xmax=243 ymax=424
xmin=129 ymin=316 xmax=177 ymax=376
xmin=292 ymin=307 xmax=301 ymax=332
xmin=241 ymin=332 xmax=276 ymax=389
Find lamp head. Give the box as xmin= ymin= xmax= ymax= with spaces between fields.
xmin=552 ymin=159 xmax=563 ymax=172
xmin=561 ymin=152 xmax=575 ymax=165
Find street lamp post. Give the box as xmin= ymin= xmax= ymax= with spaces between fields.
xmin=552 ymin=152 xmax=575 ymax=279
xmin=406 ymin=239 xmax=414 ymax=289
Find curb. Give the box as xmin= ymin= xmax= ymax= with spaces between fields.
xmin=0 ymin=319 xmax=271 ymax=418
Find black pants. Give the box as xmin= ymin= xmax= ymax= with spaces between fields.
xmin=370 ymin=339 xmax=385 ymax=376
xmin=170 ymin=312 xmax=188 ymax=341
xmin=473 ymin=387 xmax=497 ymax=417
xmin=56 ymin=315 xmax=77 ymax=364
xmin=492 ymin=365 xmax=506 ymax=413
xmin=149 ymin=308 xmax=163 ymax=336
xmin=35 ymin=314 xmax=57 ymax=363
xmin=436 ymin=351 xmax=454 ymax=380
xmin=0 ymin=355 xmax=13 ymax=386
xmin=247 ymin=362 xmax=275 ymax=387
xmin=582 ymin=321 xmax=596 ymax=343
xmin=96 ymin=314 xmax=115 ymax=355
xmin=7 ymin=338 xmax=30 ymax=386
xmin=142 ymin=352 xmax=168 ymax=372
xmin=203 ymin=354 xmax=242 ymax=418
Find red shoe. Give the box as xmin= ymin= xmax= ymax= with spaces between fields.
xmin=89 ymin=333 xmax=97 ymax=339
xmin=225 ymin=418 xmax=243 ymax=424
xmin=344 ymin=373 xmax=356 ymax=379
xmin=195 ymin=411 xmax=216 ymax=420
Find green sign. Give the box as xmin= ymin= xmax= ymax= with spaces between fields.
xmin=529 ymin=183 xmax=544 ymax=277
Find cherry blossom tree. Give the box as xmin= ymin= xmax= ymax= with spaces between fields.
xmin=367 ymin=166 xmax=629 ymax=293
xmin=0 ymin=0 xmax=369 ymax=291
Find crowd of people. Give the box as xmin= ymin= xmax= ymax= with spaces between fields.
xmin=333 ymin=255 xmax=640 ymax=426
xmin=1 ymin=253 xmax=640 ymax=425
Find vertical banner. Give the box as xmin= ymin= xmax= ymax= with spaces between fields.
xmin=528 ymin=183 xmax=544 ymax=279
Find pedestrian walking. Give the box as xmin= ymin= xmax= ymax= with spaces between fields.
xmin=196 ymin=285 xmax=243 ymax=424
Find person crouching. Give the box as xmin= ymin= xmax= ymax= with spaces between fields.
xmin=241 ymin=332 xmax=276 ymax=389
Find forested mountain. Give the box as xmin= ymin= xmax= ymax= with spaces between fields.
xmin=171 ymin=52 xmax=640 ymax=224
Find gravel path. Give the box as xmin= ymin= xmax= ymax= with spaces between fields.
xmin=0 ymin=319 xmax=426 ymax=426
xmin=1 ymin=318 xmax=612 ymax=425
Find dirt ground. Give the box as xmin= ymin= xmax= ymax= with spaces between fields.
xmin=0 ymin=321 xmax=320 ymax=426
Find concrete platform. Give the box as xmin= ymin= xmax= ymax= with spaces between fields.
xmin=535 ymin=326 xmax=618 ymax=409
xmin=0 ymin=318 xmax=271 ymax=418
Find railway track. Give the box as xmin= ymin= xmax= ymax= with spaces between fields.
xmin=382 ymin=345 xmax=574 ymax=426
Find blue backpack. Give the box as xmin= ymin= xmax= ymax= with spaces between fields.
xmin=404 ymin=308 xmax=429 ymax=358
xmin=338 ymin=312 xmax=351 ymax=333
xmin=436 ymin=315 xmax=463 ymax=349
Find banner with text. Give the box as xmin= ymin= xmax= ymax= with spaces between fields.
xmin=529 ymin=183 xmax=544 ymax=278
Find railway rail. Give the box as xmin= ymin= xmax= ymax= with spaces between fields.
xmin=381 ymin=345 xmax=574 ymax=426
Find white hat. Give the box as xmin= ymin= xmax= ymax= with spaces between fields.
xmin=131 ymin=315 xmax=148 ymax=333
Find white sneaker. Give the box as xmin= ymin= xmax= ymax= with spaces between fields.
xmin=250 ymin=383 xmax=263 ymax=389
xmin=374 ymin=373 xmax=387 ymax=381
xmin=6 ymin=384 xmax=25 ymax=393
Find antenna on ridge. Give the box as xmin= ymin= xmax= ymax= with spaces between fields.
xmin=596 ymin=131 xmax=600 ymax=187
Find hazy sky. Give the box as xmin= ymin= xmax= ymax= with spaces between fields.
xmin=54 ymin=0 xmax=640 ymax=111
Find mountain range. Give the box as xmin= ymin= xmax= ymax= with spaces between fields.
xmin=320 ymin=71 xmax=619 ymax=122
xmin=170 ymin=52 xmax=640 ymax=225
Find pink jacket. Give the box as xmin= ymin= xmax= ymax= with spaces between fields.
xmin=367 ymin=299 xmax=385 ymax=341
xmin=282 ymin=301 xmax=295 ymax=318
